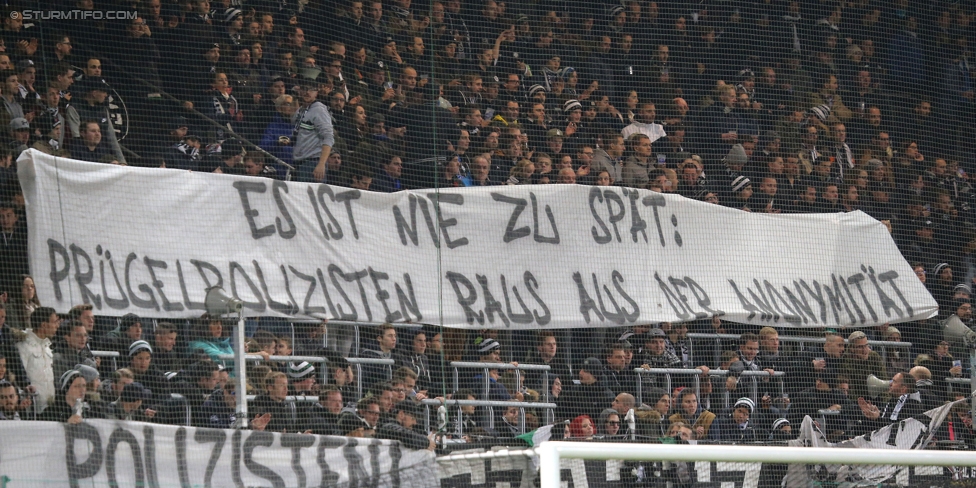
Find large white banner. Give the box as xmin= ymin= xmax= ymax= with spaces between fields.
xmin=0 ymin=419 xmax=437 ymax=487
xmin=19 ymin=150 xmax=937 ymax=329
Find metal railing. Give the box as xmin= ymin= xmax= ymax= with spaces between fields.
xmin=91 ymin=350 xmax=120 ymax=371
xmin=168 ymin=393 xmax=190 ymax=426
xmin=686 ymin=333 xmax=912 ymax=369
xmin=217 ymin=353 xmax=393 ymax=401
xmin=634 ymin=367 xmax=786 ymax=410
xmin=217 ymin=353 xmax=333 ymax=388
xmin=421 ymin=398 xmax=557 ymax=436
xmin=449 ymin=362 xmax=553 ymax=426
xmin=346 ymin=357 xmax=397 ymax=400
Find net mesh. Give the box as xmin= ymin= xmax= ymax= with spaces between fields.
xmin=0 ymin=0 xmax=973 ymax=485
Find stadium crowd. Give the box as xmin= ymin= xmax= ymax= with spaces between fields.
xmin=0 ymin=0 xmax=972 ymax=452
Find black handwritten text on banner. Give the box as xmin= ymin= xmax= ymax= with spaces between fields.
xmin=0 ymin=419 xmax=437 ymax=488
xmin=19 ymin=150 xmax=936 ymax=328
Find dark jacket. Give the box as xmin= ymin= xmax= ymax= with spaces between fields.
xmin=395 ymin=351 xmax=432 ymax=390
xmin=377 ymin=420 xmax=431 ymax=450
xmin=104 ymin=401 xmax=155 ymax=422
xmin=708 ymin=411 xmax=763 ymax=443
xmin=53 ymin=345 xmax=95 ymax=381
xmin=131 ymin=368 xmax=171 ymax=407
xmin=38 ymin=397 xmax=103 ymax=422
xmin=555 ymin=381 xmax=615 ymax=421
xmin=307 ymin=404 xmax=340 ymax=436
xmin=604 ymin=367 xmax=639 ymax=398
xmin=169 ymin=380 xmax=212 ymax=427
xmin=249 ymin=394 xmax=296 ymax=433
xmin=790 ymin=349 xmax=844 ymax=393
xmin=201 ymin=394 xmax=236 ymax=429
xmin=522 ymin=351 xmax=572 ymax=394
xmin=841 ymin=351 xmax=887 ymax=400
xmin=359 ymin=348 xmax=394 ymax=390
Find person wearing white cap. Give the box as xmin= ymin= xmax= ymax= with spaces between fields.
xmin=7 ymin=117 xmax=30 ymax=156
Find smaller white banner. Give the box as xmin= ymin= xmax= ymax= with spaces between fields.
xmin=0 ymin=419 xmax=437 ymax=488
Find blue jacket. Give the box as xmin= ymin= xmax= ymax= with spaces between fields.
xmin=189 ymin=338 xmax=234 ymax=372
xmin=259 ymin=113 xmax=295 ymax=168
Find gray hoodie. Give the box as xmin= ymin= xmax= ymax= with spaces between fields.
xmin=292 ymin=101 xmax=335 ymax=162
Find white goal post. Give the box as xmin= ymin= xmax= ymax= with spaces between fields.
xmin=536 ymin=442 xmax=976 ymax=488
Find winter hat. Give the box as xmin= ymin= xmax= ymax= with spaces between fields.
xmin=476 ymin=337 xmax=500 ymax=354
xmin=223 ymin=8 xmax=242 ymax=23
xmin=731 ymin=175 xmax=752 ymax=193
xmin=74 ymin=364 xmax=99 ymax=383
xmin=120 ymin=382 xmax=152 ymax=403
xmin=129 ymin=340 xmax=153 ymax=357
xmin=809 ymin=103 xmax=832 ymax=122
xmin=287 ymin=361 xmax=316 ymax=380
xmin=609 ymin=5 xmax=625 ymax=17
xmin=581 ymin=357 xmax=605 ymax=374
xmin=59 ymin=369 xmax=83 ymax=393
xmin=882 ymin=326 xmax=901 ymax=340
xmin=933 ymin=263 xmax=950 ymax=276
xmin=646 ymin=388 xmax=668 ymax=402
xmin=120 ymin=313 xmax=142 ymax=331
xmin=528 ymin=84 xmax=547 ymax=97
xmin=562 ymin=99 xmax=582 ymax=113
xmin=724 ymin=144 xmax=748 ymax=167
xmin=733 ymin=397 xmax=756 ymax=414
xmin=954 ymin=284 xmax=972 ymax=295
xmin=771 ymin=417 xmax=790 ymax=431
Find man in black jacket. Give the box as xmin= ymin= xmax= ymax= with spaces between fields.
xmin=168 ymin=360 xmax=219 ymax=426
xmin=789 ymin=332 xmax=845 ymax=394
xmin=250 ymin=371 xmax=296 ymax=433
xmin=522 ymin=331 xmax=572 ymax=394
xmin=556 ymin=358 xmax=615 ymax=421
xmin=788 ymin=374 xmax=853 ymax=435
xmin=308 ymin=385 xmax=344 ymax=435
xmin=377 ymin=400 xmax=434 ymax=450
xmin=127 ymin=340 xmax=171 ymax=408
xmin=604 ymin=342 xmax=639 ymax=397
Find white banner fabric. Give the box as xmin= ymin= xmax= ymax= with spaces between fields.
xmin=787 ymin=400 xmax=961 ymax=485
xmin=0 ymin=419 xmax=437 ymax=487
xmin=19 ymin=150 xmax=937 ymax=329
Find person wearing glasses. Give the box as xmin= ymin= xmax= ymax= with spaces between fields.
xmin=841 ymin=330 xmax=888 ymax=400
xmin=597 ymin=408 xmax=622 ymax=437
xmin=339 ymin=396 xmax=381 ymax=438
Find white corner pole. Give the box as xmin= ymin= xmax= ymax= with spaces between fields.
xmin=235 ymin=311 xmax=248 ymax=428
xmin=537 ymin=442 xmax=561 ymax=488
